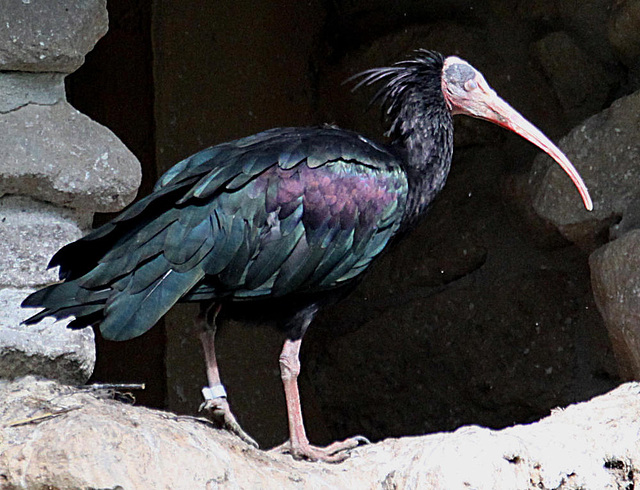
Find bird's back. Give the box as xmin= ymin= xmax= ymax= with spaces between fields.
xmin=23 ymin=126 xmax=409 ymax=341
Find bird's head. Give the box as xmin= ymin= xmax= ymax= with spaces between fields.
xmin=352 ymin=50 xmax=593 ymax=211
xmin=440 ymin=55 xmax=592 ymax=210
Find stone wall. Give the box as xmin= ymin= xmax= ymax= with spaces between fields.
xmin=0 ymin=0 xmax=141 ymax=384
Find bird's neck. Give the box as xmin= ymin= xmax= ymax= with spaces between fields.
xmin=393 ymin=101 xmax=454 ymax=228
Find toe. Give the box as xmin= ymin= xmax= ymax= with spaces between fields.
xmin=270 ymin=438 xmax=362 ymax=463
xmin=323 ymin=435 xmax=369 ymax=455
xmin=200 ymin=397 xmax=259 ymax=448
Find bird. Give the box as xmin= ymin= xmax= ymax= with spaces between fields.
xmin=22 ymin=50 xmax=593 ymax=463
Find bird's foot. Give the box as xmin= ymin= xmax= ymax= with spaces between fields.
xmin=270 ymin=435 xmax=369 ymax=463
xmin=199 ymin=388 xmax=259 ymax=448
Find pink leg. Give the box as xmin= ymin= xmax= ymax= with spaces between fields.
xmin=274 ymin=338 xmax=368 ymax=462
xmin=280 ymin=338 xmax=309 ymax=448
xmin=199 ymin=308 xmax=224 ymax=391
xmin=197 ymin=304 xmax=258 ymax=448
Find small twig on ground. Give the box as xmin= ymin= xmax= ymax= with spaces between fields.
xmin=76 ymin=383 xmax=146 ymax=391
xmin=6 ymin=406 xmax=83 ymax=428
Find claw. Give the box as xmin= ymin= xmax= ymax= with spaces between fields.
xmin=200 ymin=397 xmax=259 ymax=448
xmin=270 ymin=435 xmax=368 ymax=463
xmin=350 ymin=435 xmax=370 ymax=445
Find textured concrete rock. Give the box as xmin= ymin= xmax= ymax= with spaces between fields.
xmin=0 ymin=0 xmax=108 ymax=73
xmin=0 ymin=101 xmax=142 ymax=212
xmin=0 ymin=196 xmax=91 ymax=287
xmin=0 ymin=290 xmax=95 ymax=384
xmin=531 ymin=90 xmax=640 ymax=247
xmin=0 ymin=377 xmax=637 ymax=489
xmin=0 ymin=72 xmax=66 ymax=113
xmin=590 ymin=230 xmax=640 ymax=380
xmin=532 ymin=31 xmax=614 ymax=125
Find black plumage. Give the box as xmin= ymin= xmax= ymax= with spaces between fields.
xmin=23 ymin=50 xmax=591 ymax=462
xmin=24 ymin=126 xmax=409 ymax=340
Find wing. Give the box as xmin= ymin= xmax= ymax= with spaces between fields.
xmin=192 ymin=156 xmax=407 ymax=300
xmin=23 ymin=126 xmax=408 ymax=340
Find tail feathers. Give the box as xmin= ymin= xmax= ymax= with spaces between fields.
xmin=23 ymin=303 xmax=105 ymax=326
xmin=23 ymin=265 xmax=206 ymax=342
xmin=22 ymin=282 xmax=109 ymax=325
xmin=99 ymin=260 xmax=205 ymax=341
xmin=22 ymin=281 xmax=109 ymax=308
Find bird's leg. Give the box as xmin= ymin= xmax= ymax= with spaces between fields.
xmin=197 ymin=302 xmax=258 ymax=448
xmin=273 ymin=337 xmax=368 ymax=463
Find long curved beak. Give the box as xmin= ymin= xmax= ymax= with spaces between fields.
xmin=482 ymin=94 xmax=593 ymax=211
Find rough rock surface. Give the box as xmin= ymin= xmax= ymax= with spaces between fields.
xmin=0 ymin=72 xmax=66 ymax=113
xmin=531 ymin=89 xmax=640 ymax=248
xmin=591 ymin=230 xmax=640 ymax=380
xmin=0 ymin=377 xmax=638 ymax=489
xmin=0 ymin=197 xmax=94 ymax=385
xmin=0 ymin=0 xmax=136 ymax=390
xmin=0 ymin=293 xmax=95 ymax=384
xmin=532 ymin=31 xmax=615 ymax=126
xmin=0 ymin=196 xmax=91 ymax=287
xmin=0 ymin=0 xmax=108 ymax=73
xmin=0 ymin=101 xmax=142 ymax=212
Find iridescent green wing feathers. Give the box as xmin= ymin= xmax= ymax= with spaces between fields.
xmin=22 ymin=127 xmax=408 ymax=341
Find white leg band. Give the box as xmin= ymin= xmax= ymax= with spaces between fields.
xmin=202 ymin=384 xmax=227 ymax=400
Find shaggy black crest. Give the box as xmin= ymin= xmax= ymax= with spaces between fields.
xmin=350 ymin=49 xmax=446 ymax=136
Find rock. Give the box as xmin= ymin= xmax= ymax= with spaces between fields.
xmin=0 ymin=72 xmax=66 ymax=113
xmin=0 ymin=0 xmax=108 ymax=73
xmin=516 ymin=0 xmax=561 ymax=21
xmin=290 ymin=146 xmax=614 ymax=447
xmin=590 ymin=230 xmax=640 ymax=380
xmin=307 ymin=264 xmax=607 ymax=442
xmin=0 ymin=101 xmax=142 ymax=212
xmin=0 ymin=196 xmax=91 ymax=287
xmin=608 ymin=0 xmax=640 ymax=68
xmin=531 ymin=89 xmax=640 ymax=248
xmin=610 ymin=197 xmax=640 ymax=240
xmin=518 ymin=0 xmax=615 ymax=63
xmin=501 ymin=171 xmax=569 ymax=249
xmin=532 ymin=31 xmax=614 ymax=125
xmin=0 ymin=291 xmax=95 ymax=384
xmin=0 ymin=377 xmax=637 ymax=489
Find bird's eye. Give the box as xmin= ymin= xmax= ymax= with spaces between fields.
xmin=464 ymin=79 xmax=478 ymax=92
